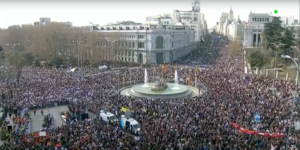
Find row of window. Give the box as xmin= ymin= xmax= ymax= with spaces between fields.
xmin=103 ymin=56 xmax=135 ymax=62
xmin=98 ymin=41 xmax=145 ymax=49
xmin=117 ymin=51 xmax=135 ymax=56
xmin=121 ymin=35 xmax=145 ymax=39
xmin=252 ymin=17 xmax=269 ymax=22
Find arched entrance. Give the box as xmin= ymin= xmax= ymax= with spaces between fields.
xmin=138 ymin=53 xmax=143 ymax=64
xmin=253 ymin=34 xmax=256 ymax=46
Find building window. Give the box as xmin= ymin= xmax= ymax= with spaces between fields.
xmin=122 ymin=42 xmax=124 ymax=47
xmin=138 ymin=42 xmax=145 ymax=48
xmin=194 ymin=17 xmax=197 ymax=21
xmin=156 ymin=36 xmax=164 ymax=49
xmin=129 ymin=42 xmax=131 ymax=48
xmin=132 ymin=42 xmax=135 ymax=48
xmin=267 ymin=18 xmax=269 ymax=21
xmin=132 ymin=59 xmax=134 ymax=62
xmin=138 ymin=35 xmax=144 ymax=39
xmin=172 ymin=42 xmax=174 ymax=48
xmin=125 ymin=42 xmax=127 ymax=47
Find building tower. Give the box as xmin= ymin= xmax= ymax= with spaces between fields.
xmin=192 ymin=0 xmax=200 ymax=12
xmin=229 ymin=7 xmax=234 ymax=21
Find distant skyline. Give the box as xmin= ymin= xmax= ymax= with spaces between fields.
xmin=0 ymin=0 xmax=299 ymax=29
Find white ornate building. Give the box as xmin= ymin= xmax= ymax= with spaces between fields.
xmin=243 ymin=12 xmax=273 ymax=47
xmin=96 ymin=21 xmax=196 ymax=64
xmin=172 ymin=0 xmax=204 ymax=41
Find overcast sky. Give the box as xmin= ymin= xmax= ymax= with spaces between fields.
xmin=0 ymin=0 xmax=299 ymax=29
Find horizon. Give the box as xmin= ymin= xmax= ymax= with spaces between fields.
xmin=0 ymin=0 xmax=299 ymax=29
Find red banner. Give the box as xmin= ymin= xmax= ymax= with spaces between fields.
xmin=232 ymin=123 xmax=285 ymax=138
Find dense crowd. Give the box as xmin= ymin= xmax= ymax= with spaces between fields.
xmin=1 ymin=36 xmax=299 ymax=149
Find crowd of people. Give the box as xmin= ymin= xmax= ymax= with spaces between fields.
xmin=1 ymin=36 xmax=299 ymax=149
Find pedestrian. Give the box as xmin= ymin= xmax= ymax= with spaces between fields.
xmin=41 ymin=110 xmax=43 ymax=116
xmin=33 ymin=109 xmax=36 ymax=115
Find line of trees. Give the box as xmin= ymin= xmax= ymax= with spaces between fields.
xmin=248 ymin=17 xmax=299 ymax=69
xmin=0 ymin=23 xmax=125 ymax=84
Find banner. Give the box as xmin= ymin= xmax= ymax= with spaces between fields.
xmin=121 ymin=107 xmax=129 ymax=112
xmin=232 ymin=123 xmax=285 ymax=138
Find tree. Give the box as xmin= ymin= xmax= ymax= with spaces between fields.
xmin=50 ymin=55 xmax=64 ymax=67
xmin=5 ymin=51 xmax=35 ymax=84
xmin=0 ymin=45 xmax=3 ymax=52
xmin=281 ymin=27 xmax=295 ymax=65
xmin=262 ymin=17 xmax=284 ymax=51
xmin=228 ymin=38 xmax=241 ymax=58
xmin=248 ymin=49 xmax=269 ymax=69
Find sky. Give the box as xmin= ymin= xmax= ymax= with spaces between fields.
xmin=0 ymin=0 xmax=299 ymax=29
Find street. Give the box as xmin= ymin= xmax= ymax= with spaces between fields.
xmin=29 ymin=105 xmax=97 ymax=132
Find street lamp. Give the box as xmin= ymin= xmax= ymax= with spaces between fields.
xmin=271 ymin=43 xmax=285 ymax=75
xmin=106 ymin=38 xmax=116 ymax=70
xmin=72 ymin=40 xmax=83 ymax=80
xmin=6 ymin=43 xmax=20 ymax=82
xmin=281 ymin=54 xmax=298 ymax=150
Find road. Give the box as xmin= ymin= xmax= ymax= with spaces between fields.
xmin=29 ymin=105 xmax=97 ymax=132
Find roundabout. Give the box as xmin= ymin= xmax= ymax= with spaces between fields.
xmin=120 ymin=69 xmax=204 ymax=99
xmin=120 ymin=83 xmax=203 ymax=99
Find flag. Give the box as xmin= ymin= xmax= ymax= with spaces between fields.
xmin=196 ymin=68 xmax=201 ymax=75
xmin=121 ymin=106 xmax=129 ymax=112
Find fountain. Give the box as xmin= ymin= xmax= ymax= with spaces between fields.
xmin=174 ymin=70 xmax=178 ymax=85
xmin=142 ymin=68 xmax=149 ymax=87
xmin=119 ymin=68 xmax=203 ymax=100
xmin=172 ymin=70 xmax=180 ymax=90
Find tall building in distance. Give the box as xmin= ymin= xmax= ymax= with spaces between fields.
xmin=229 ymin=8 xmax=234 ymax=21
xmin=39 ymin=18 xmax=51 ymax=25
xmin=173 ymin=0 xmax=205 ymax=41
xmin=228 ymin=16 xmax=245 ymax=40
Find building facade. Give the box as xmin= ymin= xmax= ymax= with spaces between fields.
xmin=243 ymin=12 xmax=273 ymax=47
xmin=172 ymin=0 xmax=203 ymax=41
xmin=96 ymin=21 xmax=196 ymax=64
xmin=227 ymin=16 xmax=244 ymax=40
xmin=39 ymin=18 xmax=51 ymax=25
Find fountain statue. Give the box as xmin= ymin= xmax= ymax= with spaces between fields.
xmin=151 ymin=76 xmax=168 ymax=91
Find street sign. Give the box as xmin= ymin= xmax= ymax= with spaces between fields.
xmin=255 ymin=112 xmax=260 ymax=122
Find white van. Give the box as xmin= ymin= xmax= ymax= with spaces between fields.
xmin=99 ymin=110 xmax=118 ymax=124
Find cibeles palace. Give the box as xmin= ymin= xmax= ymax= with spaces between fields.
xmin=95 ymin=21 xmax=196 ymax=64
xmin=92 ymin=0 xmax=206 ymax=64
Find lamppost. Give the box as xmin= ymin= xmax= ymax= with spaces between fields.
xmin=6 ymin=43 xmax=20 ymax=82
xmin=73 ymin=39 xmax=83 ymax=80
xmin=292 ymin=46 xmax=300 ymax=58
xmin=271 ymin=43 xmax=285 ymax=77
xmin=281 ymin=54 xmax=299 ymax=150
xmin=106 ymin=38 xmax=116 ymax=70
